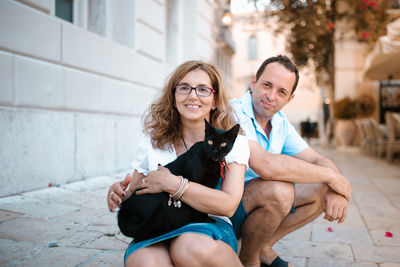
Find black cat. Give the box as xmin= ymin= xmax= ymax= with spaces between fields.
xmin=118 ymin=120 xmax=240 ymax=242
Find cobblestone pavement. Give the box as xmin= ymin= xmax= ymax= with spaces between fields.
xmin=1 ymin=145 xmax=400 ymax=266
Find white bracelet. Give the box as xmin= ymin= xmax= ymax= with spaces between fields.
xmin=175 ymin=178 xmax=188 ymax=200
xmin=168 ymin=176 xmax=186 ymax=208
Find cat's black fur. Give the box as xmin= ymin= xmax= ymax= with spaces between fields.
xmin=118 ymin=120 xmax=240 ymax=242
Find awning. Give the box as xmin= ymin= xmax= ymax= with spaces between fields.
xmin=364 ymin=18 xmax=400 ymax=80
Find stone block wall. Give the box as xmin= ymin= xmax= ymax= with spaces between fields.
xmin=0 ymin=0 xmax=215 ymax=196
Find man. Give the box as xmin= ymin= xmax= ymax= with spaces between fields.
xmin=230 ymin=55 xmax=350 ymax=267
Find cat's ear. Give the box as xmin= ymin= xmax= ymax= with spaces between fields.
xmin=227 ymin=124 xmax=240 ymax=138
xmin=204 ymin=119 xmax=215 ymax=135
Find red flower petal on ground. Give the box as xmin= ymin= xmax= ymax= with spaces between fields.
xmin=327 ymin=227 xmax=333 ymax=232
xmin=385 ymin=231 xmax=393 ymax=237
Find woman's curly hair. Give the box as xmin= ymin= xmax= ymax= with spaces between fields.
xmin=142 ymin=61 xmax=238 ymax=150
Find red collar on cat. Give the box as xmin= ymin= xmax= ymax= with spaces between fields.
xmin=219 ymin=158 xmax=230 ymax=179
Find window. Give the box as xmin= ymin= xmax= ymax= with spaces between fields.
xmin=109 ymin=1 xmax=134 ymax=48
xmin=166 ymin=0 xmax=179 ymax=65
xmin=248 ymin=35 xmax=257 ymax=60
xmin=55 ymin=0 xmax=73 ymax=22
xmin=88 ymin=0 xmax=106 ymax=37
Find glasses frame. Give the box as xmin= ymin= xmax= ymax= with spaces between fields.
xmin=175 ymin=85 xmax=216 ymax=97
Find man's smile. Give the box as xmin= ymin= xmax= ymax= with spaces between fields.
xmin=260 ymin=99 xmax=274 ymax=109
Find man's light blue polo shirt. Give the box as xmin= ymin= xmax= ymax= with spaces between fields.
xmin=230 ymin=90 xmax=308 ymax=181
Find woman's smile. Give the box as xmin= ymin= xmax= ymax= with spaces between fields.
xmin=185 ymin=104 xmax=201 ymax=110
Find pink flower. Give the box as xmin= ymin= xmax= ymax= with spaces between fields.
xmin=385 ymin=231 xmax=393 ymax=237
xmin=362 ymin=31 xmax=371 ymax=39
xmin=369 ymin=0 xmax=377 ymax=6
xmin=327 ymin=227 xmax=333 ymax=232
xmin=325 ymin=21 xmax=335 ymax=32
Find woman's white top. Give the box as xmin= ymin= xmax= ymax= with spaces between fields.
xmin=131 ymin=134 xmax=250 ymax=225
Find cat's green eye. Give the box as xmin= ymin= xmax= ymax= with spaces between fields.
xmin=208 ymin=140 xmax=213 ymax=145
xmin=220 ymin=142 xmax=227 ymax=147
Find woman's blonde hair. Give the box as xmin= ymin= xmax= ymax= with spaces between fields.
xmin=142 ymin=60 xmax=237 ymax=150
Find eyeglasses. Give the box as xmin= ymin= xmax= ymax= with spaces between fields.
xmin=175 ymin=84 xmax=216 ymax=97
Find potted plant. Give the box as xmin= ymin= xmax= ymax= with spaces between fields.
xmin=355 ymin=94 xmax=376 ymax=118
xmin=334 ymin=97 xmax=358 ymax=146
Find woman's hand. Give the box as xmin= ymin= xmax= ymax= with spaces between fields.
xmin=135 ymin=165 xmax=180 ymax=195
xmin=107 ymin=174 xmax=131 ymax=212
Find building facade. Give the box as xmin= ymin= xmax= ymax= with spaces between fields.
xmin=0 ymin=0 xmax=230 ymax=196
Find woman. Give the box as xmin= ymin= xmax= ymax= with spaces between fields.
xmin=107 ymin=61 xmax=249 ymax=266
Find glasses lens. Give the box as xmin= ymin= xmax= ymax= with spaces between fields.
xmin=176 ymin=85 xmax=191 ymax=94
xmin=196 ymin=86 xmax=212 ymax=97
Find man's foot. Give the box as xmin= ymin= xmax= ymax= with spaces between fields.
xmin=260 ymin=246 xmax=294 ymax=267
xmin=260 ymin=256 xmax=291 ymax=267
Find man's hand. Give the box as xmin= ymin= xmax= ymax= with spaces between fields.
xmin=327 ymin=170 xmax=352 ymax=202
xmin=107 ymin=174 xmax=131 ymax=212
xmin=322 ymin=188 xmax=348 ymax=223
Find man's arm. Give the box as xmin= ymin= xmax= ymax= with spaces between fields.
xmin=248 ymin=140 xmax=351 ymax=201
xmin=293 ymin=146 xmax=339 ymax=173
xmin=294 ymin=146 xmax=349 ymax=223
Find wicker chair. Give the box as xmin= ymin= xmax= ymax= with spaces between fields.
xmin=355 ymin=119 xmax=375 ymax=154
xmin=385 ymin=112 xmax=400 ymax=162
xmin=368 ymin=118 xmax=388 ymax=157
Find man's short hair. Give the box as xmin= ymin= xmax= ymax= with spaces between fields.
xmin=255 ymin=55 xmax=299 ymax=95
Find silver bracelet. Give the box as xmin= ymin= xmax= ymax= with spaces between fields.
xmin=168 ymin=176 xmax=186 ymax=208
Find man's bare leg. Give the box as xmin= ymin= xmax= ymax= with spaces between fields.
xmin=239 ymin=179 xmax=295 ymax=267
xmin=259 ymin=183 xmax=327 ymax=265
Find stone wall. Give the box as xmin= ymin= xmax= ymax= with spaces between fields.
xmin=0 ymin=0 xmax=215 ymax=196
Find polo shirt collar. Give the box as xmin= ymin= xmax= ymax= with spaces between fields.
xmin=241 ymin=90 xmax=256 ymax=120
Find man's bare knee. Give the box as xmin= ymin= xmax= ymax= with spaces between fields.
xmin=243 ymin=179 xmax=294 ymax=217
xmin=294 ymin=183 xmax=329 ymax=208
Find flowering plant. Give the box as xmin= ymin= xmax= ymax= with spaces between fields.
xmin=349 ymin=0 xmax=389 ymax=46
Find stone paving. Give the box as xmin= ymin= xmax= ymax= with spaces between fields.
xmin=1 ymin=145 xmax=400 ymax=266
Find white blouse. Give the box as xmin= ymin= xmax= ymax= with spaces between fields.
xmin=131 ymin=134 xmax=250 ymax=225
xmin=132 ymin=134 xmax=250 ymax=175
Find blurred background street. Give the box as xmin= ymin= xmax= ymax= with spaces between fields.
xmin=1 ymin=0 xmax=400 ymax=266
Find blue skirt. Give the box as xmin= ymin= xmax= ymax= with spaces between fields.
xmin=124 ymin=217 xmax=237 ymax=263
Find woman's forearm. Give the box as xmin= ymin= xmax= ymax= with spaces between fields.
xmin=179 ymin=163 xmax=245 ymax=217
